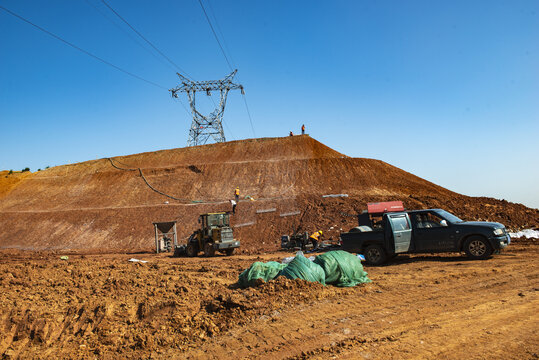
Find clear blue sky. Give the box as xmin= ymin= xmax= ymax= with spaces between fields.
xmin=1 ymin=1 xmax=538 ymax=209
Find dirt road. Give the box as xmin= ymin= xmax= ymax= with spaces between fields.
xmin=1 ymin=239 xmax=537 ymax=359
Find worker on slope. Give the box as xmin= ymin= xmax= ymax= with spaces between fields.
xmin=230 ymin=199 xmax=237 ymax=214
xmin=309 ymin=230 xmax=323 ymax=250
xmin=301 ymin=124 xmax=305 ymax=135
xmin=234 ymin=187 xmax=240 ymax=202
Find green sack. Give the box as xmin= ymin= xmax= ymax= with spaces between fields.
xmin=278 ymin=253 xmax=326 ymax=285
xmin=314 ymin=250 xmax=371 ymax=287
xmin=238 ymin=261 xmax=287 ymax=288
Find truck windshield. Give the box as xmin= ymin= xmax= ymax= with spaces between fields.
xmin=435 ymin=210 xmax=463 ymax=223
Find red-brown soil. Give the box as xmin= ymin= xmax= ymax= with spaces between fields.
xmin=0 ymin=135 xmax=537 ymax=252
xmin=1 ymin=136 xmax=538 ymax=359
xmin=0 ymin=239 xmax=537 ymax=359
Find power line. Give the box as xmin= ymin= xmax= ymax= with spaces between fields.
xmin=196 ymin=0 xmax=256 ymax=138
xmin=197 ymin=0 xmax=234 ymax=72
xmin=82 ymin=0 xmax=192 ymax=117
xmin=0 ymin=4 xmax=167 ymax=90
xmin=242 ymin=93 xmax=256 ymax=138
xmin=206 ymin=0 xmax=237 ymax=69
xmin=100 ymin=0 xmax=193 ymax=80
xmin=83 ymin=0 xmax=177 ymax=73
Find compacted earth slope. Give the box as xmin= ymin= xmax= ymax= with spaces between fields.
xmin=0 ymin=135 xmax=537 ymax=251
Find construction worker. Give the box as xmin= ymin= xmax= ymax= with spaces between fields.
xmin=289 ymin=131 xmax=294 ymax=136
xmin=301 ymin=124 xmax=305 ymax=135
xmin=234 ymin=187 xmax=240 ymax=202
xmin=230 ymin=199 xmax=237 ymax=214
xmin=309 ymin=230 xmax=323 ymax=250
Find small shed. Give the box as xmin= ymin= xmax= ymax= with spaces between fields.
xmin=153 ymin=221 xmax=177 ymax=253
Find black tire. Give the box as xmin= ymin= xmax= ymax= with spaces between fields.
xmin=186 ymin=243 xmax=198 ymax=257
xmin=224 ymin=248 xmax=234 ymax=256
xmin=204 ymin=242 xmax=216 ymax=257
xmin=464 ymin=236 xmax=493 ymax=260
xmin=364 ymin=244 xmax=388 ymax=265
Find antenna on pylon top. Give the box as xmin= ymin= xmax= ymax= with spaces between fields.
xmin=170 ymin=70 xmax=243 ymax=146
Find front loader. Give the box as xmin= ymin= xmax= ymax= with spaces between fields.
xmin=184 ymin=212 xmax=240 ymax=257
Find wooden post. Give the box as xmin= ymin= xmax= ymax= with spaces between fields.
xmin=173 ymin=223 xmax=177 ymax=248
xmin=154 ymin=224 xmax=159 ymax=253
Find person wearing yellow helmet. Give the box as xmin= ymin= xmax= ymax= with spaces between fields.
xmin=309 ymin=230 xmax=323 ymax=250
xmin=234 ymin=187 xmax=240 ymax=202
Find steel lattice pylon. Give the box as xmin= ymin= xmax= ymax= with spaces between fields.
xmin=170 ymin=70 xmax=244 ymax=146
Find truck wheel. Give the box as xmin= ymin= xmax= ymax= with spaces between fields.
xmin=204 ymin=243 xmax=216 ymax=257
xmin=224 ymin=248 xmax=234 ymax=256
xmin=464 ymin=236 xmax=493 ymax=260
xmin=364 ymin=244 xmax=388 ymax=265
xmin=186 ymin=243 xmax=198 ymax=257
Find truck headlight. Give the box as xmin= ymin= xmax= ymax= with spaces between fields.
xmin=493 ymin=228 xmax=504 ymax=236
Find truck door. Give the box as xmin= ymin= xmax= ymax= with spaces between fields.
xmin=388 ymin=213 xmax=412 ymax=253
xmin=411 ymin=211 xmax=454 ymax=251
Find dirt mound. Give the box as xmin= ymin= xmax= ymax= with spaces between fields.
xmin=0 ymin=135 xmax=537 ymax=251
xmin=0 ymin=171 xmax=32 ymax=198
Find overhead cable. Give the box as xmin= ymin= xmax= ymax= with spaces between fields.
xmin=100 ymin=0 xmax=193 ymax=80
xmin=0 ymin=4 xmax=167 ymax=90
xmin=242 ymin=94 xmax=256 ymax=137
xmin=206 ymin=0 xmax=236 ymax=69
xmin=197 ymin=0 xmax=234 ymax=72
xmin=196 ymin=0 xmax=256 ymax=137
xmin=83 ymin=0 xmax=177 ymax=73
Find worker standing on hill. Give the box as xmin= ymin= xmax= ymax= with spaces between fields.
xmin=230 ymin=199 xmax=237 ymax=214
xmin=301 ymin=124 xmax=305 ymax=135
xmin=309 ymin=230 xmax=323 ymax=250
xmin=289 ymin=131 xmax=294 ymax=136
xmin=234 ymin=187 xmax=240 ymax=202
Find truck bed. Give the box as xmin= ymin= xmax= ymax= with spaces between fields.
xmin=340 ymin=230 xmax=384 ymax=253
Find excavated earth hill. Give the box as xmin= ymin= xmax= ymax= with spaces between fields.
xmin=0 ymin=135 xmax=537 ymax=252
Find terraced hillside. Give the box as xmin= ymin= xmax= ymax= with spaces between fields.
xmin=0 ymin=136 xmax=537 ymax=251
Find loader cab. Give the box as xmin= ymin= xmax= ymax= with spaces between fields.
xmin=200 ymin=212 xmax=230 ymax=235
xmin=186 ymin=212 xmax=239 ymax=257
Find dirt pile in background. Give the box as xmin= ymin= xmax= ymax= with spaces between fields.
xmin=0 ymin=135 xmax=537 ymax=251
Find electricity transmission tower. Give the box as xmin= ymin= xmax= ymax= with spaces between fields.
xmin=170 ymin=70 xmax=244 ymax=146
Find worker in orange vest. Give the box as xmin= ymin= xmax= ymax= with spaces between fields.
xmin=234 ymin=187 xmax=240 ymax=202
xmin=301 ymin=124 xmax=305 ymax=135
xmin=309 ymin=230 xmax=323 ymax=250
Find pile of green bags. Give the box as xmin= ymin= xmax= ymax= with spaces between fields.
xmin=278 ymin=253 xmax=326 ymax=285
xmin=237 ymin=251 xmax=371 ymax=288
xmin=238 ymin=261 xmax=286 ymax=288
xmin=314 ymin=250 xmax=371 ymax=287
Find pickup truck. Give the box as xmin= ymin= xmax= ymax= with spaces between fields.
xmin=340 ymin=208 xmax=511 ymax=265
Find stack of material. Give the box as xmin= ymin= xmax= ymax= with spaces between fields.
xmin=237 ymin=251 xmax=371 ymax=288
xmin=238 ymin=261 xmax=286 ymax=288
xmin=314 ymin=250 xmax=371 ymax=287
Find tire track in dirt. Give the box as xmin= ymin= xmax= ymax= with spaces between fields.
xmin=181 ymin=248 xmax=539 ymax=359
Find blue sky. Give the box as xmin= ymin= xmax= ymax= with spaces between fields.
xmin=1 ymin=1 xmax=538 ymax=209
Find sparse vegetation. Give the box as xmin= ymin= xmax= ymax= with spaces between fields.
xmin=8 ymin=170 xmax=13 ymax=175
xmin=22 ymin=167 xmax=30 ymax=172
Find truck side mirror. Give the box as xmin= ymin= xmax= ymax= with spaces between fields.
xmin=440 ymin=220 xmax=448 ymax=227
